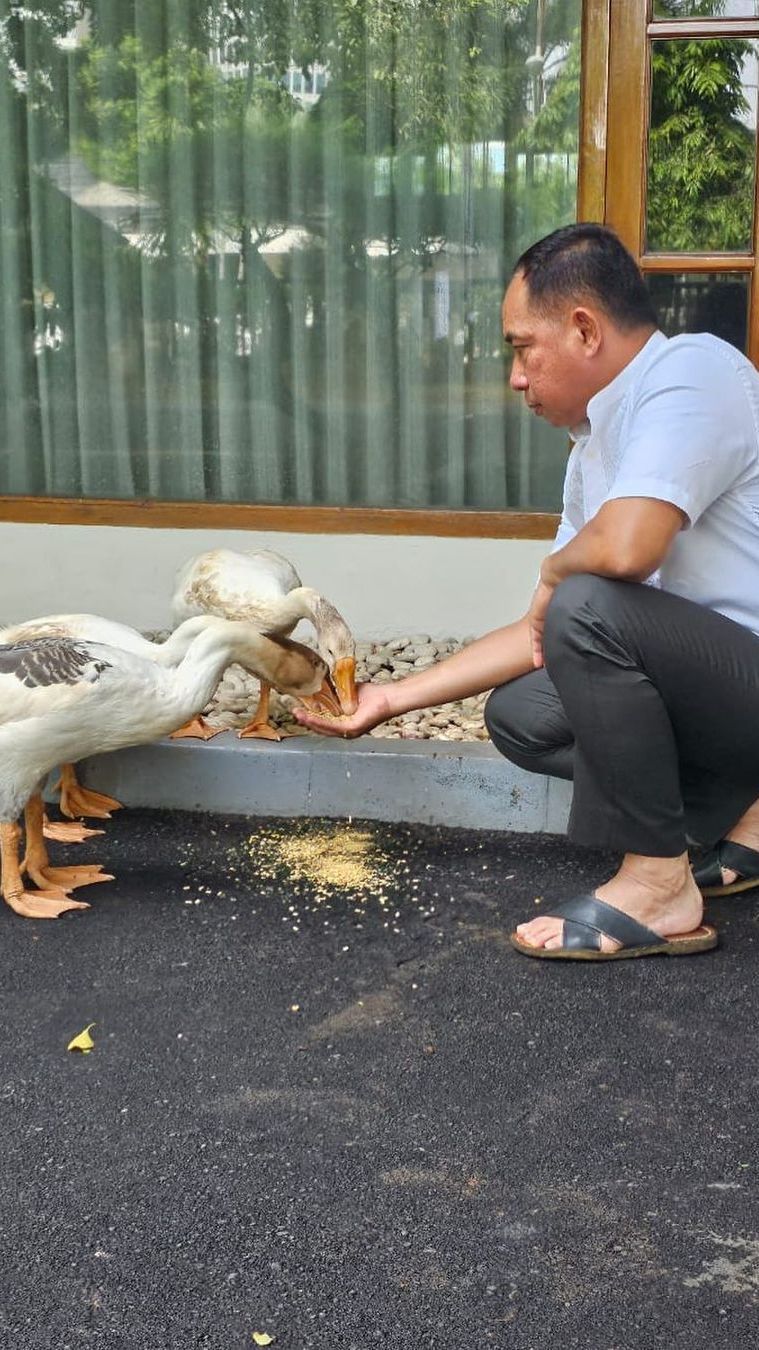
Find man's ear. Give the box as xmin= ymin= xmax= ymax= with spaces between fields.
xmin=572 ymin=306 xmax=602 ymax=354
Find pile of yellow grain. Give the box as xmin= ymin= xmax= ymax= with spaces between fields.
xmin=248 ymin=823 xmax=390 ymax=895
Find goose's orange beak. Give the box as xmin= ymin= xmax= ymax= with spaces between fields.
xmin=332 ymin=656 xmax=358 ymax=714
xmin=298 ymin=674 xmax=342 ymax=718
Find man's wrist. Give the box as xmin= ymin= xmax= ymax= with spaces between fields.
xmin=540 ymin=556 xmax=560 ymax=589
xmin=384 ymin=670 xmax=439 ymax=719
xmin=383 ymin=678 xmax=414 ymax=718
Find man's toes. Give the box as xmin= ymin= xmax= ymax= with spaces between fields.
xmin=516 ymin=916 xmax=554 ymax=936
xmin=542 ymin=930 xmax=564 ymax=950
xmin=516 ymin=918 xmax=564 ymax=948
xmin=515 ymin=919 xmax=543 ymax=941
xmin=517 ymin=917 xmax=622 ymax=953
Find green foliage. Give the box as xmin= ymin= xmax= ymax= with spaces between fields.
xmin=647 ymin=34 xmax=756 ymax=251
xmin=521 ymin=24 xmax=580 ymax=155
xmin=62 ymin=0 xmax=569 ymax=262
xmin=214 ymin=0 xmax=533 ymax=150
xmin=76 ymin=36 xmax=243 ymax=205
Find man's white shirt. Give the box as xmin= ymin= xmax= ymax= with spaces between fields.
xmin=554 ymin=329 xmax=759 ymax=634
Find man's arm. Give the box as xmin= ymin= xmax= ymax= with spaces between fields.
xmin=298 ymin=498 xmax=684 ymax=736
xmin=541 ymin=496 xmax=686 ymax=588
xmin=295 ymin=616 xmax=534 ymax=737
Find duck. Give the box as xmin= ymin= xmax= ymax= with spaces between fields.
xmin=0 ymin=618 xmax=339 ymax=919
xmin=171 ymin=548 xmax=358 ymax=740
xmin=0 ymin=612 xmax=217 ymax=835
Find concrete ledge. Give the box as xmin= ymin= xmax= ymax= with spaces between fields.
xmin=72 ymin=735 xmax=572 ymax=834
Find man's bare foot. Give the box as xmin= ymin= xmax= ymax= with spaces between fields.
xmin=515 ymin=852 xmax=703 ymax=953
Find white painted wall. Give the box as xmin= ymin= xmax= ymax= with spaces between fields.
xmin=0 ymin=523 xmax=552 ymax=638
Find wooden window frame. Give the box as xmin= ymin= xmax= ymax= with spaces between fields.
xmin=0 ymin=496 xmax=561 ymax=538
xmin=0 ymin=0 xmax=614 ymax=540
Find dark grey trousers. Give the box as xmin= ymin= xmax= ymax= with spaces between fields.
xmin=484 ymin=573 xmax=759 ymax=856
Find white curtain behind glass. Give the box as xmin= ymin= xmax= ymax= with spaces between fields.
xmin=0 ymin=0 xmax=579 ymax=508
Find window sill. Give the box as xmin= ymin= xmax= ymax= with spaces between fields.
xmin=0 ymin=497 xmax=559 ymax=539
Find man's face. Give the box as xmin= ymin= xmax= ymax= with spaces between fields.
xmin=502 ymin=271 xmax=594 ymax=429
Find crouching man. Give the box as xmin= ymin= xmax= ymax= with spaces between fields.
xmin=298 ymin=223 xmax=759 ymax=963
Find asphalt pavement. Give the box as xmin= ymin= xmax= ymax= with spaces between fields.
xmin=1 ymin=809 xmax=757 ymax=1350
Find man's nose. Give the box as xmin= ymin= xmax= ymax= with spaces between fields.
xmin=510 ymin=365 xmax=528 ymax=392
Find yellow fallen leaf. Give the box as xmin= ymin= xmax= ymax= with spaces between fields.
xmin=67 ymin=1023 xmax=96 ymax=1054
xmin=252 ymin=1335 xmax=275 ymax=1346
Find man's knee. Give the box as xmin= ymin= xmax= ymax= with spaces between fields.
xmin=485 ymin=671 xmax=569 ymax=762
xmin=544 ymin=571 xmax=614 ymax=628
xmin=484 ymin=681 xmax=524 ymax=744
xmin=543 ymin=572 xmax=620 ymax=664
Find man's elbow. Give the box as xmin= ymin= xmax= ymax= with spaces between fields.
xmin=590 ymin=530 xmax=664 ymax=582
xmin=599 ymin=548 xmax=662 ymax=583
xmin=588 ymin=502 xmax=685 ymax=583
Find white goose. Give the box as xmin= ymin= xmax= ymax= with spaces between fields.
xmin=171 ymin=548 xmax=358 ymax=739
xmin=0 ymin=612 xmax=221 ymax=833
xmin=0 ymin=618 xmax=338 ymax=920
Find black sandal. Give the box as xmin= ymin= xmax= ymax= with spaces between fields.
xmin=510 ymin=893 xmax=717 ymax=962
xmin=692 ymin=840 xmax=759 ymax=897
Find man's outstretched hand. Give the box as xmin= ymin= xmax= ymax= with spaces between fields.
xmin=294 ymin=681 xmax=394 ymax=738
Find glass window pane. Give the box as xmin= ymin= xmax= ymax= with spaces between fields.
xmin=646 ymin=272 xmax=749 ymax=349
xmin=654 ymin=2 xmax=759 ymax=17
xmin=646 ymin=38 xmax=758 ymax=252
xmin=0 ymin=0 xmax=581 ymax=511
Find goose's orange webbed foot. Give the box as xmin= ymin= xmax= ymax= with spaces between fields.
xmin=21 ymin=796 xmax=113 ymax=896
xmin=43 ymin=815 xmax=105 ymax=844
xmin=169 ymin=716 xmax=224 ymax=740
xmin=56 ymin=765 xmax=122 ymax=820
xmin=237 ymin=721 xmax=287 ymax=740
xmin=25 ymin=863 xmax=114 ymax=892
xmin=4 ymin=887 xmax=90 ymax=919
xmin=236 ymin=681 xmax=289 ymax=740
xmin=1 ymin=817 xmax=90 ymax=920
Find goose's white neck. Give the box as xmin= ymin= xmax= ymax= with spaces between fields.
xmin=170 ymin=620 xmax=274 ymax=707
xmin=153 ymin=615 xmax=228 ymax=667
xmin=275 ymin=587 xmax=321 ymax=627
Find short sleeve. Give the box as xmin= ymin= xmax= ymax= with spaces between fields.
xmin=604 ymin=341 xmax=755 ymax=526
xmin=550 ymin=513 xmax=578 ymax=554
xmin=530 ymin=447 xmax=581 ymax=586
xmin=549 ymin=441 xmax=583 ymax=554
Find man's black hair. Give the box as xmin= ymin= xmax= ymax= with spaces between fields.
xmin=513 ymin=223 xmax=659 ymax=330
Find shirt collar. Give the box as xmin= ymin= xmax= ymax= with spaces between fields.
xmin=570 ymin=330 xmax=668 ymax=441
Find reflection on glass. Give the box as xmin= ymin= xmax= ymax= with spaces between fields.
xmin=0 ymin=0 xmax=581 ymax=512
xmin=646 ymin=272 xmax=749 ymax=350
xmin=647 ymin=38 xmax=758 ymax=252
xmin=654 ymin=2 xmax=759 ymax=17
